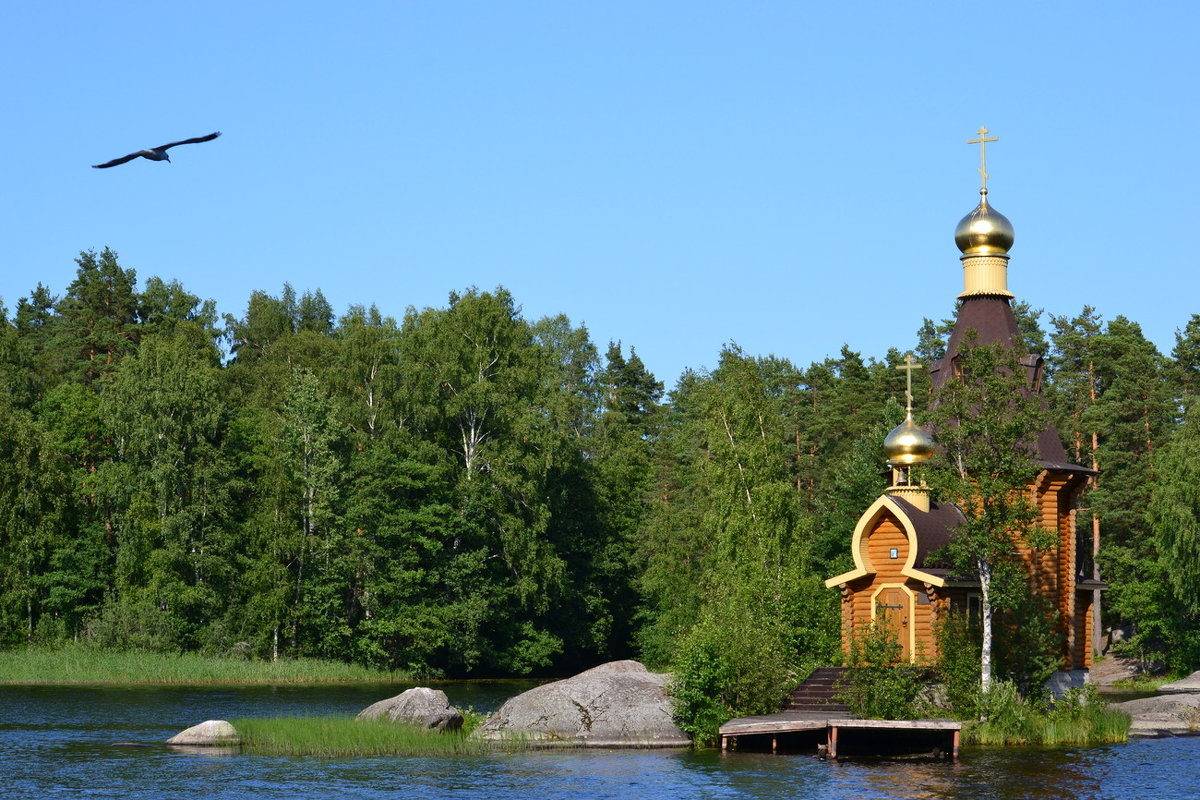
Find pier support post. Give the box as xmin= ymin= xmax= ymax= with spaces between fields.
xmin=828 ymin=725 xmax=838 ymax=760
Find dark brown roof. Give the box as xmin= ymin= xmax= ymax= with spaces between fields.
xmin=888 ymin=495 xmax=965 ymax=570
xmin=929 ymin=296 xmax=1093 ymax=475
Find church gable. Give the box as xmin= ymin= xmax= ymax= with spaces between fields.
xmin=825 ymin=496 xmax=947 ymax=591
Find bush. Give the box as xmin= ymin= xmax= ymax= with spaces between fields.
xmin=933 ymin=614 xmax=982 ymax=717
xmin=993 ymin=593 xmax=1063 ymax=693
xmin=838 ymin=621 xmax=923 ymax=720
xmin=668 ymin=601 xmax=798 ymax=746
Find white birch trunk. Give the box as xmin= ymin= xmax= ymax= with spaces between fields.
xmin=979 ymin=557 xmax=994 ymax=695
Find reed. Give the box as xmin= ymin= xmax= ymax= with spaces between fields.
xmin=232 ymin=716 xmax=501 ymax=757
xmin=961 ymin=683 xmax=1130 ymax=746
xmin=964 ymin=709 xmax=1130 ymax=746
xmin=0 ymin=646 xmax=409 ymax=685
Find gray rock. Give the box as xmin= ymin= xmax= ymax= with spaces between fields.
xmin=165 ymin=720 xmax=240 ymax=746
xmin=357 ymin=687 xmax=464 ymax=731
xmin=475 ymin=660 xmax=690 ymax=747
xmin=1158 ymin=671 xmax=1200 ymax=694
xmin=1111 ymin=694 xmax=1200 ymax=737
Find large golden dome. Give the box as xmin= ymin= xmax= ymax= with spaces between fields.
xmin=954 ymin=188 xmax=1015 ymax=255
xmin=884 ymin=412 xmax=935 ymax=465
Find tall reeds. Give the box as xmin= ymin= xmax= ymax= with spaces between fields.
xmin=962 ymin=682 xmax=1130 ymax=746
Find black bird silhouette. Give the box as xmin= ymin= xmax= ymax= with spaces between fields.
xmin=92 ymin=131 xmax=221 ymax=168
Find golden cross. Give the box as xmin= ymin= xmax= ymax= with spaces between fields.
xmin=896 ymin=353 xmax=922 ymax=411
xmin=967 ymin=125 xmax=999 ymax=191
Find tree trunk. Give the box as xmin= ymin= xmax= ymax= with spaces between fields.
xmin=979 ymin=558 xmax=994 ymax=695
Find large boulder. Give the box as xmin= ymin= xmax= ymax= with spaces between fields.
xmin=357 ymin=687 xmax=464 ymax=731
xmin=475 ymin=660 xmax=689 ymax=747
xmin=1158 ymin=671 xmax=1200 ymax=694
xmin=165 ymin=720 xmax=240 ymax=746
xmin=1111 ymin=694 xmax=1200 ymax=737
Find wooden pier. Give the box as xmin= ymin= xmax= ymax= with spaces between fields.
xmin=719 ymin=713 xmax=961 ymax=760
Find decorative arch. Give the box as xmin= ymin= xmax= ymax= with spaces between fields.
xmin=824 ymin=495 xmax=946 ymax=589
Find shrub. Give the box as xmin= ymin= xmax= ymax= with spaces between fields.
xmin=933 ymin=614 xmax=982 ymax=717
xmin=669 ymin=601 xmax=798 ymax=746
xmin=838 ymin=621 xmax=923 ymax=720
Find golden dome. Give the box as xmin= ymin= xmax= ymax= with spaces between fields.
xmin=954 ymin=189 xmax=1015 ymax=255
xmin=884 ymin=412 xmax=935 ymax=465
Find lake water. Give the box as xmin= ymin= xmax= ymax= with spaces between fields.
xmin=1 ymin=684 xmax=1195 ymax=799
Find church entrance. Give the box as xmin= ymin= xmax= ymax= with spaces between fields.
xmin=875 ymin=587 xmax=911 ymax=662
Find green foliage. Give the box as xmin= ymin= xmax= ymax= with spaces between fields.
xmin=933 ymin=614 xmax=982 ymax=717
xmin=0 ymin=249 xmax=1196 ymax=681
xmin=964 ymin=681 xmax=1129 ymax=746
xmin=648 ymin=347 xmax=840 ymax=743
xmin=925 ymin=339 xmax=1049 ymax=692
xmin=838 ymin=621 xmax=923 ymax=720
xmin=668 ymin=598 xmax=801 ymax=746
xmin=993 ymin=592 xmax=1064 ymax=693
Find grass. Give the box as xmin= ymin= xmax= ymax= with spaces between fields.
xmin=964 ymin=706 xmax=1131 ymax=746
xmin=0 ymin=646 xmax=411 ymax=685
xmin=231 ymin=715 xmax=507 ymax=757
xmin=1110 ymin=674 xmax=1177 ymax=692
xmin=961 ymin=683 xmax=1131 ymax=746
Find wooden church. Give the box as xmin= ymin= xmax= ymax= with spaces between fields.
xmin=823 ymin=132 xmax=1103 ymax=689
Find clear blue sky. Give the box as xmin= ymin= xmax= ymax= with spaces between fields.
xmin=3 ymin=1 xmax=1196 ymax=386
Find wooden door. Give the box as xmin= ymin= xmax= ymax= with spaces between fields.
xmin=876 ymin=588 xmax=911 ymax=662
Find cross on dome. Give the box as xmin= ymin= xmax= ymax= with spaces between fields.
xmin=967 ymin=126 xmax=999 ymax=192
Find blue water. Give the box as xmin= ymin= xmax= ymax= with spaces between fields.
xmin=1 ymin=685 xmax=1195 ymax=799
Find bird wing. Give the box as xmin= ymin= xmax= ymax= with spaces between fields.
xmin=92 ymin=152 xmax=143 ymax=169
xmin=157 ymin=131 xmax=222 ymax=151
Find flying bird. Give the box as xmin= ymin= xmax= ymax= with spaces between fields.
xmin=92 ymin=131 xmax=221 ymax=168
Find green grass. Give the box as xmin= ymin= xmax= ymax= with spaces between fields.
xmin=1110 ymin=674 xmax=1177 ymax=692
xmin=232 ymin=715 xmax=505 ymax=757
xmin=961 ymin=683 xmax=1131 ymax=746
xmin=0 ymin=646 xmax=411 ymax=685
xmin=964 ymin=707 xmax=1131 ymax=746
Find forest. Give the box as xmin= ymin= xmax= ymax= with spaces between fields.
xmin=1 ymin=247 xmax=1198 ymax=684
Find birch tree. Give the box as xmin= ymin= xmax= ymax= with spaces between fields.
xmin=926 ymin=340 xmax=1049 ymax=693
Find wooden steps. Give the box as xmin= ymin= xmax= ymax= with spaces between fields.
xmin=783 ymin=667 xmax=852 ymax=715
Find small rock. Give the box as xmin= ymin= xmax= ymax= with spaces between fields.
xmin=165 ymin=720 xmax=241 ymax=746
xmin=357 ymin=687 xmax=464 ymax=731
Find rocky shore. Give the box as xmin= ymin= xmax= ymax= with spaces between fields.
xmin=1095 ymin=658 xmax=1200 ymax=738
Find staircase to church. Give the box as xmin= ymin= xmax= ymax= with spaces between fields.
xmin=782 ymin=667 xmax=853 ymax=716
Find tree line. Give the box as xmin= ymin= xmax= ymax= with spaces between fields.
xmin=1 ymin=248 xmax=1198 ymax=679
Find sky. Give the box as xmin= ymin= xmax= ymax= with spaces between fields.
xmin=3 ymin=1 xmax=1197 ymax=387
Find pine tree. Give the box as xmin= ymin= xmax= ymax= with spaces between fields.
xmin=49 ymin=249 xmax=140 ymax=386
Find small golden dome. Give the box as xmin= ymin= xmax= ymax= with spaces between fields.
xmin=884 ymin=412 xmax=935 ymax=465
xmin=954 ymin=189 xmax=1015 ymax=255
